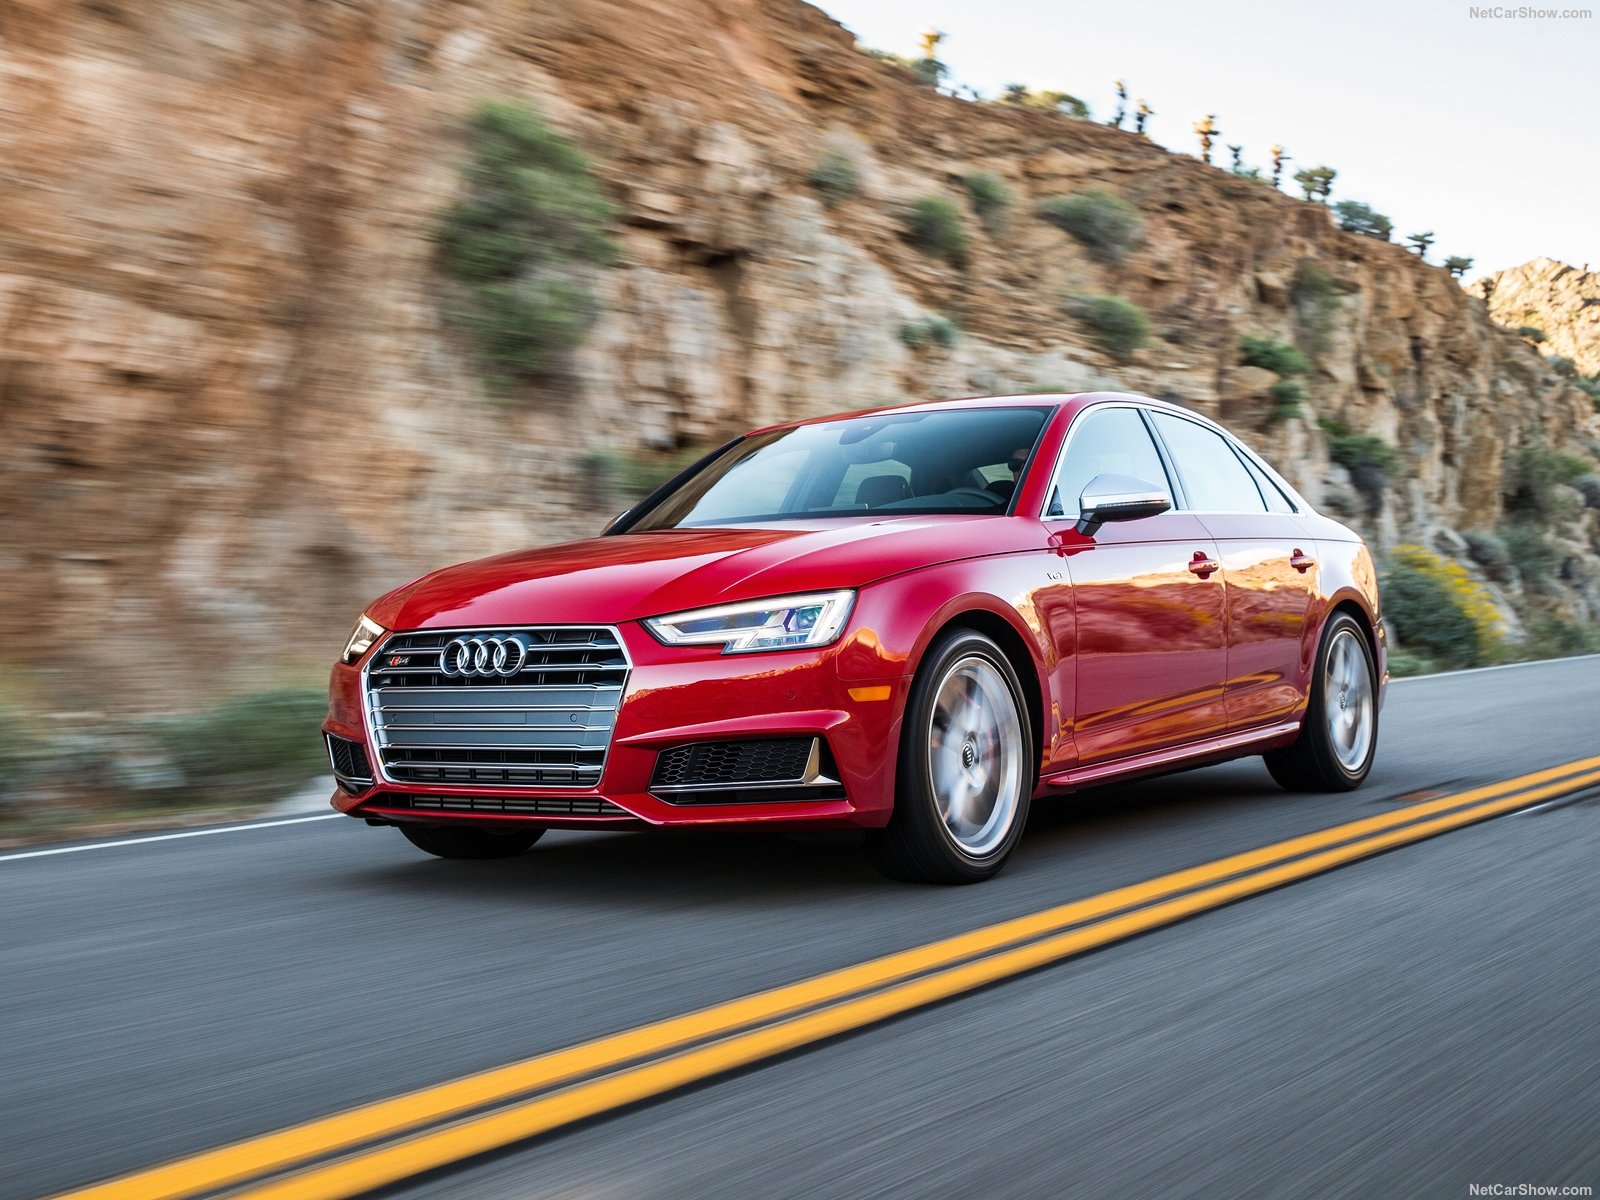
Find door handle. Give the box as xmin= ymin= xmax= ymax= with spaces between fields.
xmin=1188 ymin=551 xmax=1219 ymax=579
xmin=1290 ymin=549 xmax=1316 ymax=573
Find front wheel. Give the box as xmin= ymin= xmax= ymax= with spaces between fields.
xmin=399 ymin=823 xmax=545 ymax=860
xmin=1264 ymin=612 xmax=1378 ymax=792
xmin=866 ymin=630 xmax=1035 ymax=884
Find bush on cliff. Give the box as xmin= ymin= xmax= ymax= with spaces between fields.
xmin=1072 ymin=295 xmax=1149 ymax=360
xmin=1381 ymin=545 xmax=1501 ymax=669
xmin=808 ymin=151 xmax=861 ymax=206
xmin=961 ymin=172 xmax=1014 ymax=234
xmin=1333 ymin=200 xmax=1393 ymax=241
xmin=1505 ymin=444 xmax=1594 ymax=521
xmin=904 ymin=197 xmax=969 ymax=265
xmin=438 ymin=101 xmax=616 ymax=388
xmin=1038 ymin=189 xmax=1142 ymax=263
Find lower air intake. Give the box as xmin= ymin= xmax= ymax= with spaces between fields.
xmin=378 ymin=794 xmax=631 ymax=817
xmin=650 ymin=737 xmax=843 ymax=805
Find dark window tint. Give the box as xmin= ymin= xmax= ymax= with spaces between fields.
xmin=1239 ymin=450 xmax=1295 ymax=513
xmin=1048 ymin=407 xmax=1171 ymax=518
xmin=1149 ymin=412 xmax=1266 ymax=513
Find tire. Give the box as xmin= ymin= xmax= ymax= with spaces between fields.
xmin=1264 ymin=612 xmax=1378 ymax=792
xmin=866 ymin=629 xmax=1035 ymax=884
xmin=399 ymin=823 xmax=545 ymax=860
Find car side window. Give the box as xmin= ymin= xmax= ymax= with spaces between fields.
xmin=1047 ymin=407 xmax=1172 ymax=518
xmin=1148 ymin=412 xmax=1267 ymax=513
xmin=1237 ymin=449 xmax=1296 ymax=513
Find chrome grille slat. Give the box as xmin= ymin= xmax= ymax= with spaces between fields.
xmin=363 ymin=626 xmax=629 ymax=789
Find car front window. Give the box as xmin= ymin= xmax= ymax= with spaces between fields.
xmin=626 ymin=407 xmax=1051 ymax=531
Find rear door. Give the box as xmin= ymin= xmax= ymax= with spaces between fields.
xmin=1146 ymin=411 xmax=1318 ymax=732
xmin=1037 ymin=405 xmax=1228 ymax=771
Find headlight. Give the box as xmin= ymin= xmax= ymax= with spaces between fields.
xmin=643 ymin=591 xmax=855 ymax=654
xmin=341 ymin=614 xmax=386 ymax=664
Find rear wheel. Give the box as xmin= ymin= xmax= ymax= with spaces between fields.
xmin=1264 ymin=612 xmax=1378 ymax=792
xmin=399 ymin=823 xmax=545 ymax=860
xmin=866 ymin=630 xmax=1034 ymax=884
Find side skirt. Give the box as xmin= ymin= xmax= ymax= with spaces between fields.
xmin=1039 ymin=719 xmax=1303 ymax=793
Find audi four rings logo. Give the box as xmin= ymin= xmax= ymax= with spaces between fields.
xmin=439 ymin=635 xmax=530 ymax=678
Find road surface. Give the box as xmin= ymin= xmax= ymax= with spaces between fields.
xmin=4 ymin=656 xmax=1598 ymax=1199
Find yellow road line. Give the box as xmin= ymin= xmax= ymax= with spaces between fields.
xmin=47 ymin=756 xmax=1600 ymax=1200
xmin=235 ymin=765 xmax=1600 ymax=1200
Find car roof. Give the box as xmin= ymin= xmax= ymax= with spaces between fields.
xmin=746 ymin=391 xmax=1205 ymax=436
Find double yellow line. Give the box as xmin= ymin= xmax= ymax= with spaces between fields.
xmin=51 ymin=755 xmax=1600 ymax=1200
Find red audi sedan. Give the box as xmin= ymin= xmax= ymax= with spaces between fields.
xmin=324 ymin=392 xmax=1385 ymax=882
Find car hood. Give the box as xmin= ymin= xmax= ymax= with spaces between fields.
xmin=373 ymin=516 xmax=1035 ymax=630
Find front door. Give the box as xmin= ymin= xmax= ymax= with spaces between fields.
xmin=1037 ymin=405 xmax=1228 ymax=771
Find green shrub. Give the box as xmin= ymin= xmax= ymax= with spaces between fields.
xmin=1526 ymin=616 xmax=1600 ymax=658
xmin=1038 ymin=189 xmax=1143 ymax=264
xmin=437 ymin=101 xmax=616 ymax=388
xmin=584 ymin=446 xmax=708 ymax=506
xmin=1381 ymin=545 xmax=1500 ymax=669
xmin=1518 ymin=325 xmax=1546 ymax=343
xmin=1384 ymin=648 xmax=1438 ymax=678
xmin=1505 ymin=444 xmax=1594 ymax=520
xmin=899 ymin=316 xmax=958 ymax=349
xmin=1572 ymin=473 xmax=1600 ymax=509
xmin=1321 ymin=419 xmax=1398 ymax=514
xmin=1240 ymin=333 xmax=1311 ymax=377
xmin=1322 ymin=420 xmax=1399 ymax=475
xmin=808 ymin=151 xmax=861 ymax=206
xmin=1076 ymin=295 xmax=1149 ymax=360
xmin=1269 ymin=378 xmax=1306 ymax=420
xmin=1461 ymin=529 xmax=1513 ymax=580
xmin=1549 ymin=355 xmax=1577 ymax=378
xmin=904 ymin=196 xmax=969 ymax=265
xmin=1291 ymin=261 xmax=1341 ymax=355
xmin=1332 ymin=200 xmax=1393 ymax=240
xmin=143 ymin=688 xmax=331 ymax=808
xmin=924 ymin=315 xmax=958 ymax=347
xmin=1574 ymin=376 xmax=1600 ymax=407
xmin=1503 ymin=523 xmax=1560 ymax=583
xmin=961 ymin=171 xmax=1014 ymax=233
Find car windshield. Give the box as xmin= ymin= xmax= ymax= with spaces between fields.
xmin=625 ymin=406 xmax=1052 ymax=530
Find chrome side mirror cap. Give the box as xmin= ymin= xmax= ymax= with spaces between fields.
xmin=1075 ymin=474 xmax=1172 ymax=536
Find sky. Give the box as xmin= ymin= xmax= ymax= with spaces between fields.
xmin=817 ymin=0 xmax=1598 ymax=277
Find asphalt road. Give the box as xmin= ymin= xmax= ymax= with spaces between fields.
xmin=4 ymin=657 xmax=1599 ymax=1199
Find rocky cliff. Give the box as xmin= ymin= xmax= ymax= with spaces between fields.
xmin=2 ymin=0 xmax=1598 ymax=716
xmin=1475 ymin=258 xmax=1600 ymax=378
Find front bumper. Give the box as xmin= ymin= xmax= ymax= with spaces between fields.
xmin=322 ymin=620 xmax=908 ymax=830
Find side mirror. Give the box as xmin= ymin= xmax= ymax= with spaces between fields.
xmin=1075 ymin=474 xmax=1171 ymax=536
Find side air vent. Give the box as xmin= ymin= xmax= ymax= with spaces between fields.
xmin=650 ymin=737 xmax=843 ymax=805
xmin=325 ymin=734 xmax=374 ymax=794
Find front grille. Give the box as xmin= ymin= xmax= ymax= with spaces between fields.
xmin=325 ymin=733 xmax=373 ymax=793
xmin=377 ymin=793 xmax=630 ymax=817
xmin=652 ymin=738 xmax=816 ymax=789
xmin=364 ymin=627 xmax=629 ymax=788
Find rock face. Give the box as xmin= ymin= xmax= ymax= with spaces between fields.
xmin=1474 ymin=257 xmax=1600 ymax=377
xmin=1 ymin=0 xmax=1598 ymax=713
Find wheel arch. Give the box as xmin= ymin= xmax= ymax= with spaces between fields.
xmin=924 ymin=609 xmax=1047 ymax=782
